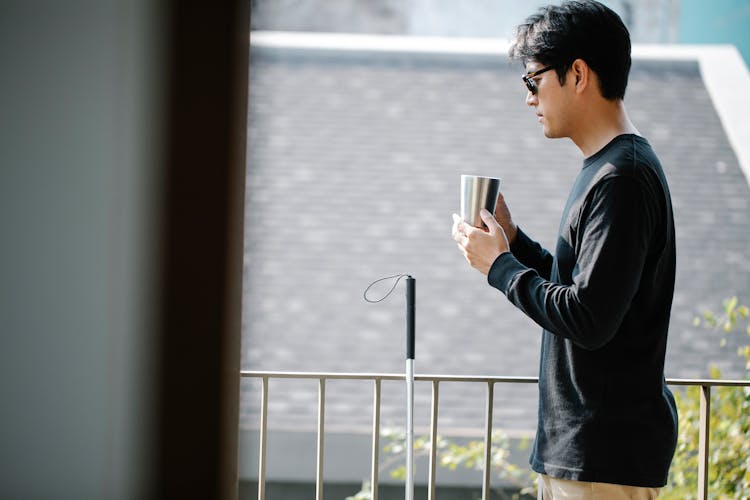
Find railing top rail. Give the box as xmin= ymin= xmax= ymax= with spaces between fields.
xmin=241 ymin=371 xmax=405 ymax=381
xmin=664 ymin=378 xmax=750 ymax=387
xmin=240 ymin=370 xmax=750 ymax=387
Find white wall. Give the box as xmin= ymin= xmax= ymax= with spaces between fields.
xmin=0 ymin=1 xmax=165 ymax=497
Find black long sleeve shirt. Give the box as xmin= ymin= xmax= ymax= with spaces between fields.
xmin=488 ymin=134 xmax=678 ymax=487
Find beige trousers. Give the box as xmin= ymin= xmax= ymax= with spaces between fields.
xmin=538 ymin=474 xmax=661 ymax=499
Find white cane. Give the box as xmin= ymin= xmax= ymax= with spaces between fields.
xmin=405 ymin=276 xmax=415 ymax=500
xmin=364 ymin=274 xmax=416 ymax=500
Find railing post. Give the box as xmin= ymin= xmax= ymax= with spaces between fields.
xmin=257 ymin=376 xmax=268 ymax=500
xmin=371 ymin=378 xmax=381 ymax=500
xmin=428 ymin=380 xmax=439 ymax=500
xmin=482 ymin=381 xmax=494 ymax=500
xmin=317 ymin=377 xmax=326 ymax=500
xmin=698 ymin=384 xmax=710 ymax=500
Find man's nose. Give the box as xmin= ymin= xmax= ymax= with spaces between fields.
xmin=525 ymin=90 xmax=537 ymax=106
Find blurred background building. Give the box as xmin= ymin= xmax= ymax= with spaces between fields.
xmin=251 ymin=0 xmax=750 ymax=64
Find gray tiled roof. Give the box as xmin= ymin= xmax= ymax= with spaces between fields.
xmin=241 ymin=43 xmax=750 ymax=434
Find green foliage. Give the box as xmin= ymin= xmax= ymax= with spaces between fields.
xmin=345 ymin=481 xmax=372 ymax=500
xmin=347 ymin=428 xmax=535 ymax=499
xmin=662 ymin=297 xmax=750 ymax=499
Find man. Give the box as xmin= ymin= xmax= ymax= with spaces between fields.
xmin=451 ymin=2 xmax=678 ymax=499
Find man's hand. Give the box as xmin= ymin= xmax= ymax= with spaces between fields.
xmin=452 ymin=209 xmax=510 ymax=275
xmin=493 ymin=191 xmax=518 ymax=245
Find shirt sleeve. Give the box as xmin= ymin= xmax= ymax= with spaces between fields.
xmin=487 ymin=175 xmax=656 ymax=350
xmin=509 ymin=227 xmax=554 ymax=280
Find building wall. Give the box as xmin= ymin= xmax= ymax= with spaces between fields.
xmin=680 ymin=0 xmax=750 ymax=65
xmin=251 ymin=0 xmax=682 ymax=42
xmin=251 ymin=0 xmax=750 ymax=66
xmin=0 ymin=1 xmax=163 ymax=497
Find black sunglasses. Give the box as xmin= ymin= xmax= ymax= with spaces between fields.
xmin=522 ymin=65 xmax=555 ymax=94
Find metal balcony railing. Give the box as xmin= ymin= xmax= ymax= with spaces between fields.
xmin=240 ymin=370 xmax=750 ymax=500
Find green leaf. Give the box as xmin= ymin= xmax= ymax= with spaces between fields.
xmin=724 ymin=296 xmax=738 ymax=314
xmin=704 ymin=311 xmax=716 ymax=325
xmin=390 ymin=466 xmax=405 ymax=480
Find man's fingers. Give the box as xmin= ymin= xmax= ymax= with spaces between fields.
xmin=480 ymin=209 xmax=501 ymax=233
xmin=451 ymin=214 xmax=461 ymax=240
xmin=454 ymin=230 xmax=469 ymax=247
xmin=452 ymin=225 xmax=461 ymax=243
xmin=452 ymin=213 xmax=473 ymax=242
xmin=457 ymin=243 xmax=473 ymax=266
xmin=495 ymin=190 xmax=507 ymax=206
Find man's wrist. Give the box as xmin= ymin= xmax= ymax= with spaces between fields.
xmin=507 ymin=224 xmax=519 ymax=246
xmin=487 ymin=252 xmax=523 ymax=293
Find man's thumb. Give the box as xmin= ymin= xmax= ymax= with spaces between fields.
xmin=480 ymin=209 xmax=499 ymax=232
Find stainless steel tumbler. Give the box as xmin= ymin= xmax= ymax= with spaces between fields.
xmin=460 ymin=175 xmax=501 ymax=228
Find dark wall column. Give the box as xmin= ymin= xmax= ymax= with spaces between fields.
xmin=157 ymin=1 xmax=250 ymax=498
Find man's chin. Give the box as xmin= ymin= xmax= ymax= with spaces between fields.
xmin=542 ymin=126 xmax=562 ymax=139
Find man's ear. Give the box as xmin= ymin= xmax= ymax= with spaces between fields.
xmin=570 ymin=58 xmax=590 ymax=94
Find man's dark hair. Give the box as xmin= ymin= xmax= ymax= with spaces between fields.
xmin=509 ymin=0 xmax=631 ymax=100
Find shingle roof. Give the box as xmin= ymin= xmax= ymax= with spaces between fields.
xmin=241 ymin=35 xmax=750 ymax=436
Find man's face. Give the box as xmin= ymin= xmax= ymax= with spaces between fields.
xmin=523 ymin=61 xmax=573 ymax=139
